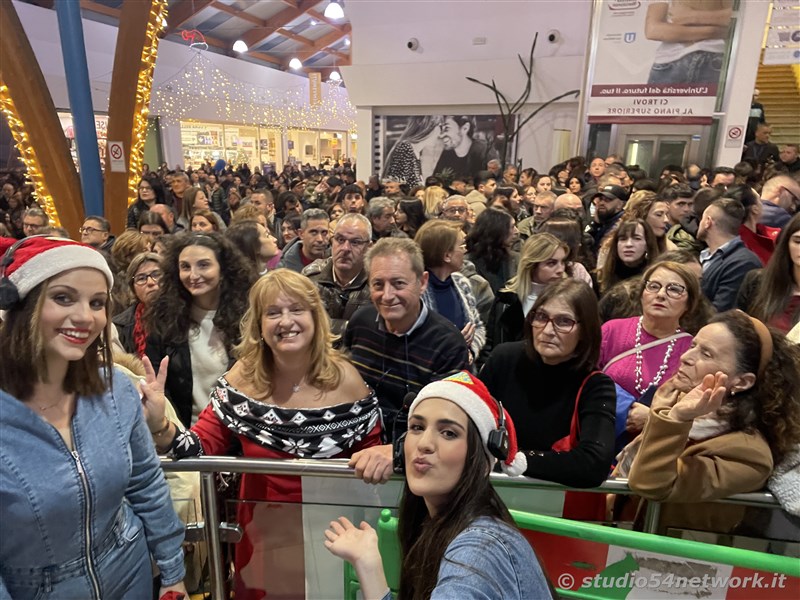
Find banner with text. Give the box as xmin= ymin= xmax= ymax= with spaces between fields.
xmin=588 ymin=0 xmax=736 ymax=124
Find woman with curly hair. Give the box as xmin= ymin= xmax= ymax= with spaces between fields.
xmin=145 ymin=232 xmax=256 ymax=426
xmin=624 ymin=190 xmax=677 ymax=254
xmin=616 ymin=310 xmax=800 ymax=533
xmin=143 ymin=269 xmax=382 ymax=598
xmin=465 ymin=208 xmax=519 ymax=295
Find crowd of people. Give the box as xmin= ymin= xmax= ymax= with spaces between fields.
xmin=2 ymin=138 xmax=800 ymax=597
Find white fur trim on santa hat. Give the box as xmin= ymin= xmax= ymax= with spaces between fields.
xmin=410 ymin=377 xmax=528 ymax=477
xmin=9 ymin=244 xmax=114 ymax=301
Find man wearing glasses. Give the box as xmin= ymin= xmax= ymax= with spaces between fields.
xmin=440 ymin=195 xmax=470 ymax=225
xmin=22 ymin=207 xmax=49 ymax=238
xmin=79 ymin=216 xmax=114 ymax=253
xmin=304 ymin=213 xmax=373 ymax=337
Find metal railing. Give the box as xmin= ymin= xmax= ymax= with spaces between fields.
xmin=160 ymin=456 xmax=782 ymax=599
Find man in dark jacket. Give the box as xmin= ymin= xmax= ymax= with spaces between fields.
xmin=303 ymin=214 xmax=372 ymax=338
xmin=698 ymin=198 xmax=761 ymax=312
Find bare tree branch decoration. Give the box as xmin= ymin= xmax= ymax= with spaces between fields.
xmin=466 ymin=33 xmax=580 ymax=169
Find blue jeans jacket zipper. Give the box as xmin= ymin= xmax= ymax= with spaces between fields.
xmin=71 ymin=447 xmax=102 ymax=599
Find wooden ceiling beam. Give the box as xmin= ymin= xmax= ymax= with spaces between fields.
xmin=306 ymin=8 xmax=346 ymax=34
xmin=286 ymin=24 xmax=350 ymax=66
xmin=80 ymin=1 xmax=120 ymax=19
xmin=210 ymin=1 xmax=265 ymax=27
xmin=166 ymin=0 xmax=213 ymax=35
xmin=240 ymin=0 xmax=318 ymax=49
xmin=275 ymin=27 xmax=314 ymax=47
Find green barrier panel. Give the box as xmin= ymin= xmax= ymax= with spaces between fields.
xmin=345 ymin=508 xmax=800 ymax=600
xmin=509 ymin=510 xmax=800 ymax=577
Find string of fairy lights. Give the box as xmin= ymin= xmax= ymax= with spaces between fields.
xmin=150 ymin=51 xmax=357 ymax=133
xmin=125 ymin=0 xmax=168 ymax=207
xmin=0 ymin=82 xmax=61 ymax=226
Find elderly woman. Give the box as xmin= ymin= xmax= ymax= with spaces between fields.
xmin=616 ymin=310 xmax=800 ymax=534
xmin=416 ymin=220 xmax=486 ymax=361
xmin=480 ymin=279 xmax=617 ymax=518
xmin=144 ymin=269 xmax=382 ymax=599
xmin=112 ymin=252 xmax=163 ymax=357
xmin=481 ymin=233 xmax=568 ymax=361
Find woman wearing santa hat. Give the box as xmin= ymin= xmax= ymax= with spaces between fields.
xmin=0 ymin=235 xmax=186 ymax=599
xmin=323 ymin=371 xmax=553 ymax=600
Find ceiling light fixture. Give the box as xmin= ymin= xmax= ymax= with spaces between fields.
xmin=310 ymin=19 xmax=318 ymax=26
xmin=344 ymin=38 xmax=351 ymax=47
xmin=289 ymin=57 xmax=303 ymax=70
xmin=329 ymin=70 xmax=341 ymax=81
xmin=232 ymin=39 xmax=248 ymax=53
xmin=324 ymin=1 xmax=344 ymax=20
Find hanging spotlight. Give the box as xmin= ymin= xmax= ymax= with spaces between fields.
xmin=232 ymin=39 xmax=248 ymax=53
xmin=324 ymin=1 xmax=344 ymax=20
xmin=329 ymin=70 xmax=341 ymax=81
xmin=344 ymin=38 xmax=351 ymax=47
xmin=289 ymin=57 xmax=303 ymax=70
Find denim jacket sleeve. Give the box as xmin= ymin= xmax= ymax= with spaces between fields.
xmin=431 ymin=518 xmax=551 ymax=600
xmin=116 ymin=371 xmax=186 ymax=585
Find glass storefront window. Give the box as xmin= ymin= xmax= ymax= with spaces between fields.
xmin=319 ymin=131 xmax=346 ymax=164
xmin=224 ymin=124 xmax=259 ymax=169
xmin=58 ymin=111 xmax=108 ymax=171
xmin=287 ymin=129 xmax=319 ymax=166
xmin=180 ymin=121 xmax=225 ymax=169
xmin=258 ymin=127 xmax=282 ymax=170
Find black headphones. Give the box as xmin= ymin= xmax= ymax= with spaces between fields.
xmin=0 ymin=235 xmax=49 ymax=310
xmin=392 ymin=388 xmax=510 ymax=475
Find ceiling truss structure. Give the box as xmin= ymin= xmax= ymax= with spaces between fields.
xmin=22 ymin=0 xmax=351 ymax=77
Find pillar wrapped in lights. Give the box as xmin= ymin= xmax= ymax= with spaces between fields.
xmin=104 ymin=0 xmax=168 ymax=231
xmin=127 ymin=0 xmax=168 ymax=205
xmin=0 ymin=83 xmax=60 ymax=226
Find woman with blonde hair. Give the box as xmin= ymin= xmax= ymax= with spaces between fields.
xmin=480 ymin=233 xmax=568 ymax=363
xmin=144 ymin=268 xmax=382 ymax=598
xmin=423 ymin=184 xmax=449 ymax=218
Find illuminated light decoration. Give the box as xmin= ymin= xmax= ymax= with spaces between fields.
xmin=0 ymin=82 xmax=61 ymax=226
xmin=232 ymin=39 xmax=248 ymax=53
xmin=324 ymin=1 xmax=344 ymax=20
xmin=288 ymin=57 xmax=303 ymax=70
xmin=180 ymin=28 xmax=208 ymax=50
xmin=126 ymin=0 xmax=169 ymax=206
xmin=329 ymin=70 xmax=341 ymax=81
xmin=151 ymin=52 xmax=357 ymax=135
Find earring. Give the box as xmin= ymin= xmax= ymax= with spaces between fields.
xmin=730 ymin=390 xmax=736 ymax=397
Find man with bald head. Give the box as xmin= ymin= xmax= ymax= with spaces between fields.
xmin=760 ymin=175 xmax=800 ymax=228
xmin=554 ymin=192 xmax=584 ymax=216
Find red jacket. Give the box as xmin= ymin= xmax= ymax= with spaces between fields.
xmin=739 ymin=223 xmax=780 ymax=266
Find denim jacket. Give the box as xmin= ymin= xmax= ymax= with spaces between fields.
xmin=0 ymin=369 xmax=185 ymax=599
xmin=382 ymin=516 xmax=552 ymax=600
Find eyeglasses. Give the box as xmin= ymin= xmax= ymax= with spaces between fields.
xmin=138 ymin=185 xmax=153 ymax=191
xmin=531 ymin=311 xmax=579 ymax=333
xmin=132 ymin=270 xmax=163 ymax=286
xmin=643 ymin=280 xmax=686 ymax=299
xmin=332 ymin=234 xmax=368 ymax=248
xmin=79 ymin=226 xmax=106 ymax=234
xmin=444 ymin=206 xmax=467 ymax=214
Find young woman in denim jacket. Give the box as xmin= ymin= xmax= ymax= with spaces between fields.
xmin=324 ymin=371 xmax=554 ymax=600
xmin=0 ymin=236 xmax=186 ymax=599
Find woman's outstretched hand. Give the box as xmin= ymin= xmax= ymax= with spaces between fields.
xmin=669 ymin=371 xmax=728 ymax=423
xmin=140 ymin=355 xmax=169 ymax=432
xmin=324 ymin=517 xmax=388 ymax=600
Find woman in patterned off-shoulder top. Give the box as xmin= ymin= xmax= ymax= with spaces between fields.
xmin=144 ymin=268 xmax=383 ymax=599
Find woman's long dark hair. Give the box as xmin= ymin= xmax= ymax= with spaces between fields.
xmin=397 ymin=198 xmax=428 ymax=238
xmin=466 ymin=208 xmax=514 ymax=271
xmin=750 ymin=213 xmax=800 ymax=328
xmin=597 ymin=218 xmax=660 ymax=294
xmin=398 ymin=421 xmax=514 ymax=600
xmin=145 ymin=232 xmax=256 ymax=349
xmin=711 ymin=310 xmax=800 ymax=463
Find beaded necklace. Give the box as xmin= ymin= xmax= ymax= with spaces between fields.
xmin=634 ymin=316 xmax=681 ymax=395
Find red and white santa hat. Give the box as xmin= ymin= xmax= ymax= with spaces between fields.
xmin=0 ymin=236 xmax=114 ymax=303
xmin=409 ymin=370 xmax=527 ymax=477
